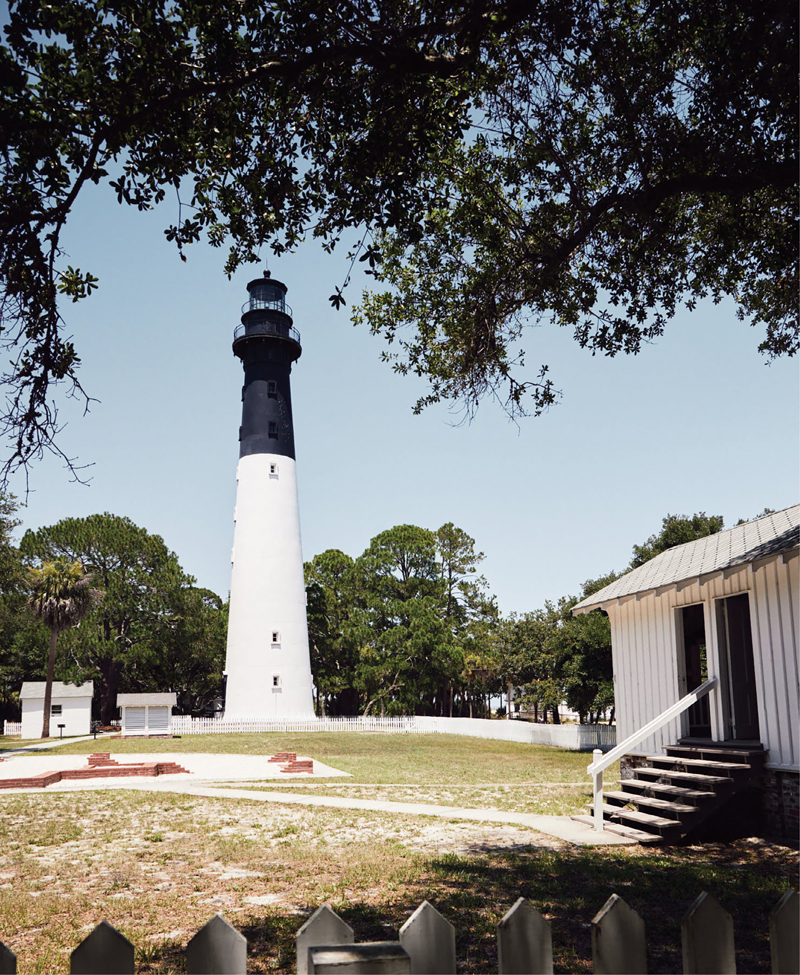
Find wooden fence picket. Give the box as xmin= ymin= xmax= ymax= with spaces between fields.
xmin=591 ymin=894 xmax=647 ymax=975
xmin=296 ymin=904 xmax=355 ymax=975
xmin=497 ymin=897 xmax=553 ymax=975
xmin=399 ymin=900 xmax=456 ymax=974
xmin=308 ymin=942 xmax=411 ymax=973
xmin=1 ymin=889 xmax=792 ymax=972
xmin=70 ymin=921 xmax=134 ymax=975
xmin=769 ymin=889 xmax=798 ymax=975
xmin=186 ymin=914 xmax=247 ymax=974
xmin=0 ymin=940 xmax=15 ymax=975
xmin=682 ymin=892 xmax=736 ymax=974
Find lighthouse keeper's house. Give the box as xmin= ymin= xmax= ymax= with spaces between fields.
xmin=572 ymin=505 xmax=798 ymax=839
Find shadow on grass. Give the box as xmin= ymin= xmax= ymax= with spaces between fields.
xmin=137 ymin=839 xmax=794 ymax=974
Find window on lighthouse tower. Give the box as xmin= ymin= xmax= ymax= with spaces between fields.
xmin=267 ymin=381 xmax=277 ymax=398
xmin=268 ymin=421 xmax=278 ymax=439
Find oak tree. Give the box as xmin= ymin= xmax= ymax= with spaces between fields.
xmin=0 ymin=0 xmax=795 ymax=477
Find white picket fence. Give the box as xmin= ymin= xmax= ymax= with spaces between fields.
xmin=1 ymin=890 xmax=795 ymax=974
xmin=170 ymin=714 xmax=617 ymax=751
xmin=1 ymin=721 xmax=20 ymax=736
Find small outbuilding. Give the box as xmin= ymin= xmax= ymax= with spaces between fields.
xmin=117 ymin=693 xmax=177 ymax=737
xmin=573 ymin=504 xmax=799 ymax=838
xmin=20 ymin=681 xmax=94 ymax=739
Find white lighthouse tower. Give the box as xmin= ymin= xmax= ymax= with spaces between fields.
xmin=223 ymin=271 xmax=315 ymax=719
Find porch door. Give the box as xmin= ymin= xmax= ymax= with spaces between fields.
xmin=679 ymin=604 xmax=711 ymax=737
xmin=718 ymin=593 xmax=760 ymax=740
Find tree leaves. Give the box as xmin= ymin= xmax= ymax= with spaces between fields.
xmin=0 ymin=0 xmax=795 ymax=479
xmin=304 ymin=522 xmax=497 ymax=716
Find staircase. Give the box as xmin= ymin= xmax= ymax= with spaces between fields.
xmin=572 ymin=742 xmax=765 ymax=844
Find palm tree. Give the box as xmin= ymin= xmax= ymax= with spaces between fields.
xmin=28 ymin=560 xmax=103 ymax=738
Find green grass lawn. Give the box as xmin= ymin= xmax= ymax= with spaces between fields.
xmin=5 ymin=731 xmax=614 ymax=785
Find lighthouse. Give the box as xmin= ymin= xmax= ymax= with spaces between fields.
xmin=223 ymin=271 xmax=315 ymax=719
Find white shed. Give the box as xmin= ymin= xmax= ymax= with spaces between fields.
xmin=117 ymin=693 xmax=177 ymax=736
xmin=20 ymin=681 xmax=94 ymax=739
xmin=573 ymin=505 xmax=799 ymax=837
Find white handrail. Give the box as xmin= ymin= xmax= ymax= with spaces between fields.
xmin=587 ymin=676 xmax=718 ymax=831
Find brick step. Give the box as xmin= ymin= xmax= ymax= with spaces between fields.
xmin=648 ymin=755 xmax=750 ymax=772
xmin=0 ymin=760 xmax=191 ymax=790
xmin=603 ymin=790 xmax=698 ymax=815
xmin=155 ymin=762 xmax=190 ymax=775
xmin=269 ymin=752 xmax=297 ymax=763
xmin=569 ymin=814 xmax=664 ymax=844
xmin=590 ymin=802 xmax=682 ymax=833
xmin=622 ymin=780 xmax=715 ymax=803
xmin=87 ymin=753 xmax=118 ymax=766
xmin=635 ymin=768 xmax=734 ymax=787
xmin=282 ymin=760 xmax=313 ymax=773
xmin=0 ymin=772 xmax=62 ymax=790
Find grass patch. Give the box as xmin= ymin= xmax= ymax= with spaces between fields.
xmin=50 ymin=732 xmax=613 ymax=785
xmin=216 ymin=782 xmax=606 ymax=817
xmin=0 ymin=790 xmax=793 ymax=973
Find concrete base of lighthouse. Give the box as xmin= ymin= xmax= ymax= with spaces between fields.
xmin=223 ymin=453 xmax=315 ymax=719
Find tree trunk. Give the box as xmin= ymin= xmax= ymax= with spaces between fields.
xmin=449 ymin=685 xmax=453 ymax=718
xmin=552 ymin=706 xmax=561 ymax=724
xmin=40 ymin=628 xmax=59 ymax=738
xmin=507 ymin=682 xmax=512 ymax=719
xmin=99 ymin=659 xmax=123 ymax=725
xmin=608 ymin=706 xmax=615 ymax=725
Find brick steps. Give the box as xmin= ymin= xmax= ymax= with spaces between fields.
xmin=0 ymin=754 xmax=190 ymax=789
xmin=267 ymin=752 xmax=314 ymax=773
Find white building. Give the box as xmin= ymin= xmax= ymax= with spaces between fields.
xmin=117 ymin=692 xmax=177 ymax=736
xmin=573 ymin=505 xmax=799 ymax=836
xmin=20 ymin=681 xmax=93 ymax=738
xmin=223 ymin=272 xmax=315 ymax=719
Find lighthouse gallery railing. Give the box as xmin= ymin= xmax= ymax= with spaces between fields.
xmin=233 ymin=320 xmax=301 ymax=343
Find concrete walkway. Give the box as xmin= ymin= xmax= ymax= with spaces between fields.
xmin=0 ymin=774 xmax=634 ymax=846
xmin=0 ymin=732 xmax=119 ymax=756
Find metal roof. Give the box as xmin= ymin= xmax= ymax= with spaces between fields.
xmin=573 ymin=504 xmax=800 ymax=614
xmin=117 ymin=693 xmax=177 ymax=707
xmin=20 ymin=681 xmax=94 ymax=700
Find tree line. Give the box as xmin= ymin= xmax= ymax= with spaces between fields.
xmin=305 ymin=510 xmax=768 ymax=722
xmin=1 ymin=492 xmax=766 ymax=729
xmin=0 ymin=499 xmax=227 ymax=726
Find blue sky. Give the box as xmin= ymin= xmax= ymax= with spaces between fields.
xmin=6 ymin=183 xmax=799 ymax=615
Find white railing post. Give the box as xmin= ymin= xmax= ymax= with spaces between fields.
xmin=592 ymin=748 xmax=604 ymax=832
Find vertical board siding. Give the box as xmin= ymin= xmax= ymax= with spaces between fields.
xmin=752 ymin=563 xmax=780 ymax=764
xmin=608 ymin=557 xmax=798 ymax=768
xmin=752 ymin=557 xmax=799 ymax=768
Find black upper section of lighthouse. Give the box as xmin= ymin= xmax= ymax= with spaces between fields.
xmin=233 ymin=271 xmax=301 ymax=460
